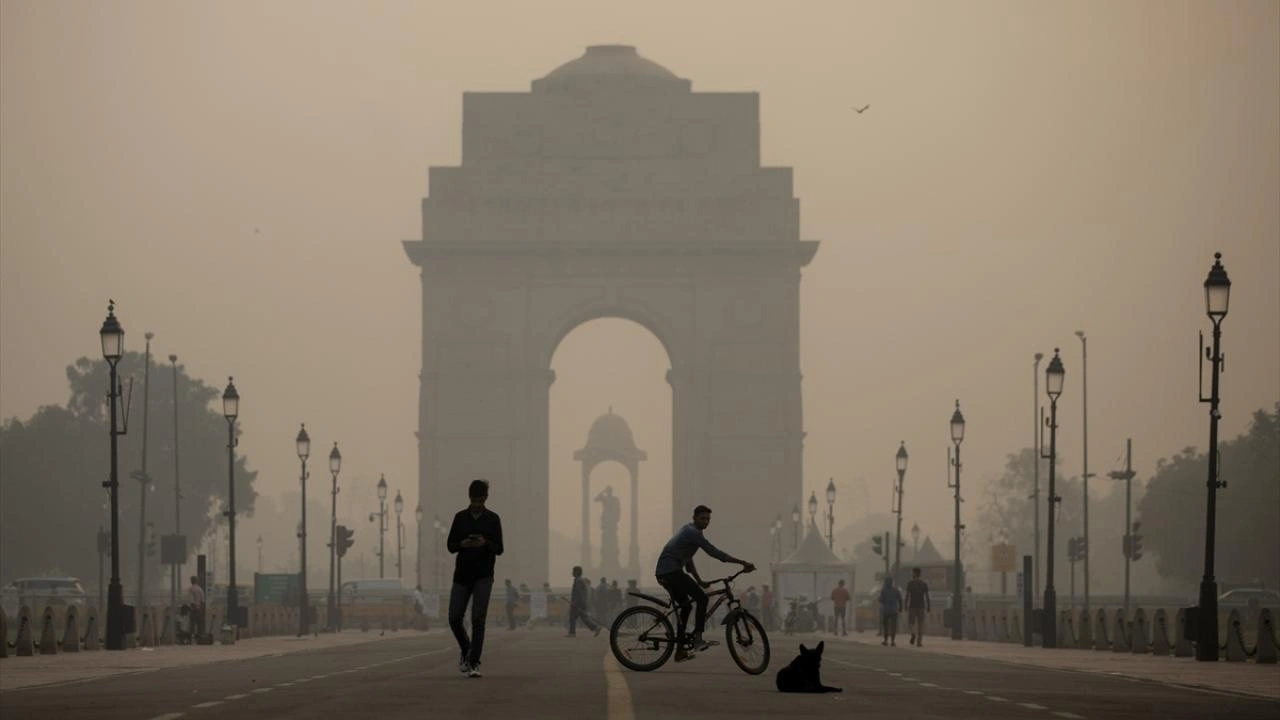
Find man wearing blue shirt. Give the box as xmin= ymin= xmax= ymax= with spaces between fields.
xmin=655 ymin=505 xmax=754 ymax=661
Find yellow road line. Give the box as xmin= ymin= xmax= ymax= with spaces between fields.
xmin=603 ymin=652 xmax=634 ymax=720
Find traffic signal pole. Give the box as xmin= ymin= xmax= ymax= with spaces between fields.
xmin=1109 ymin=439 xmax=1136 ymax=616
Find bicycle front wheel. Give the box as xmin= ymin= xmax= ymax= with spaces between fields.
xmin=610 ymin=606 xmax=676 ymax=672
xmin=726 ymin=611 xmax=770 ymax=675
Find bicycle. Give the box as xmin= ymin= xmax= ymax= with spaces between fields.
xmin=608 ymin=568 xmax=770 ymax=674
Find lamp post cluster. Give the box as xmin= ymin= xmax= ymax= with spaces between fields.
xmin=368 ymin=475 xmax=408 ymax=580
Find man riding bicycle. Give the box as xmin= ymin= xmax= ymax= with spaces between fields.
xmin=655 ymin=505 xmax=754 ymax=662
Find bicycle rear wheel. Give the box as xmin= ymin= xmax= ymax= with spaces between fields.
xmin=610 ymin=606 xmax=676 ymax=672
xmin=726 ymin=611 xmax=770 ymax=675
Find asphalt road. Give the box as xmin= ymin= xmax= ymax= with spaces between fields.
xmin=1 ymin=629 xmax=1276 ymax=719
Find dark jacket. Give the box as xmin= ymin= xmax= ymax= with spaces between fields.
xmin=446 ymin=507 xmax=504 ymax=585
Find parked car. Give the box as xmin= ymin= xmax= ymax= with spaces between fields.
xmin=0 ymin=577 xmax=87 ymax=615
xmin=1217 ymin=588 xmax=1280 ymax=608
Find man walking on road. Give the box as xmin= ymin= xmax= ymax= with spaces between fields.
xmin=830 ymin=579 xmax=851 ymax=636
xmin=504 ymin=579 xmax=519 ymax=630
xmin=879 ymin=576 xmax=903 ymax=646
xmin=904 ymin=567 xmax=931 ymax=646
xmin=187 ymin=575 xmax=206 ymax=641
xmin=446 ymin=479 xmax=504 ymax=678
xmin=567 ymin=566 xmax=601 ymax=637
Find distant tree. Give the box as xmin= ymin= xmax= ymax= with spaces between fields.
xmin=1137 ymin=405 xmax=1279 ymax=590
xmin=0 ymin=352 xmax=258 ymax=594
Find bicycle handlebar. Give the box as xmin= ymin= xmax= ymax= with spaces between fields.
xmin=706 ymin=567 xmax=755 ymax=586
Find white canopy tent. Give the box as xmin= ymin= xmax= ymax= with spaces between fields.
xmin=771 ymin=519 xmax=852 ymax=618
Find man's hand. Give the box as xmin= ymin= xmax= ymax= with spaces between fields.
xmin=460 ymin=535 xmax=487 ymax=549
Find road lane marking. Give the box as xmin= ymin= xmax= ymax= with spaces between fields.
xmin=888 ymin=671 xmax=902 ymax=676
xmin=190 ymin=701 xmax=222 ymax=709
xmin=1019 ymin=703 xmax=1047 ymax=710
xmin=603 ymin=652 xmax=634 ymax=720
xmin=251 ymin=687 xmax=274 ymax=693
xmin=964 ymin=690 xmax=985 ymax=695
xmin=1052 ymin=713 xmax=1084 ymax=719
xmin=224 ymin=694 xmax=248 ymax=700
xmin=987 ymin=696 xmax=1010 ymax=702
xmin=148 ymin=714 xmax=185 ymax=720
xmin=901 ymin=677 xmax=918 ymax=681
xmin=918 ymin=682 xmax=939 ymax=687
xmin=277 ymin=682 xmax=294 ymax=687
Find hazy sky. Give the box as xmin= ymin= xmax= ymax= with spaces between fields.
xmin=2 ymin=0 xmax=1277 ymax=572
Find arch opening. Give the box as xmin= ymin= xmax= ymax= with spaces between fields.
xmin=548 ymin=317 xmax=672 ymax=586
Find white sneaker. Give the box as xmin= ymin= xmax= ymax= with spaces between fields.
xmin=467 ymin=664 xmax=482 ymax=678
xmin=458 ymin=657 xmax=470 ymax=674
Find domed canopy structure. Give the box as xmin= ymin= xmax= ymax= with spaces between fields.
xmin=532 ymin=45 xmax=691 ymax=94
xmin=584 ymin=406 xmax=639 ymax=455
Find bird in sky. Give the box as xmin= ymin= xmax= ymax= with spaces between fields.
xmin=853 ymin=104 xmax=870 ymax=114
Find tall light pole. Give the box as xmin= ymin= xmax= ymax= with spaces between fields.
xmin=773 ymin=514 xmax=783 ymax=562
xmin=433 ymin=514 xmax=442 ymax=588
xmin=296 ymin=424 xmax=310 ymax=636
xmin=414 ymin=505 xmax=424 ymax=589
xmin=221 ymin=377 xmax=241 ymax=629
xmin=1108 ymin=438 xmax=1135 ymax=615
xmin=257 ymin=535 xmax=264 ymax=573
xmin=911 ymin=522 xmax=920 ymax=561
xmin=326 ymin=442 xmax=342 ymax=631
xmin=948 ymin=400 xmax=965 ymax=640
xmin=1075 ymin=330 xmax=1091 ymax=615
xmin=791 ymin=504 xmax=801 ymax=549
xmin=1032 ymin=352 xmax=1043 ymax=606
xmin=134 ymin=331 xmax=153 ymax=609
xmin=893 ymin=442 xmax=908 ymax=579
xmin=1197 ymin=252 xmax=1231 ymax=662
xmin=807 ymin=491 xmax=818 ymax=541
xmin=168 ymin=353 xmax=181 ymax=643
xmin=394 ymin=490 xmax=405 ymax=580
xmin=372 ymin=475 xmax=388 ymax=579
xmin=824 ymin=479 xmax=836 ymax=550
xmin=1040 ymin=349 xmax=1065 ymax=648
xmin=100 ymin=303 xmax=128 ymax=651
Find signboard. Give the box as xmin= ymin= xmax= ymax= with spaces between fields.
xmin=530 ymin=591 xmax=548 ymax=620
xmin=161 ymin=534 xmax=187 ymax=565
xmin=991 ymin=543 xmax=1017 ymax=573
xmin=253 ymin=573 xmax=300 ymax=605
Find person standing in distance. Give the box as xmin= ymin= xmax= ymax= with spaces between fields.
xmin=904 ymin=567 xmax=931 ymax=646
xmin=447 ymin=479 xmax=504 ymax=678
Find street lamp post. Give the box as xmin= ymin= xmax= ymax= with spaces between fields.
xmin=773 ymin=514 xmax=783 ymax=562
xmin=1075 ymin=330 xmax=1092 ymax=616
xmin=100 ymin=302 xmax=131 ymax=651
xmin=1032 ymin=352 xmax=1043 ymax=606
xmin=394 ymin=490 xmax=404 ymax=580
xmin=894 ymin=442 xmax=908 ymax=579
xmin=911 ymin=522 xmax=920 ymax=561
xmin=168 ymin=353 xmax=181 ymax=644
xmin=432 ymin=515 xmax=442 ymax=589
xmin=296 ymin=424 xmax=310 ymax=636
xmin=791 ymin=504 xmax=801 ymax=549
xmin=414 ymin=505 xmax=424 ymax=589
xmin=134 ymin=331 xmax=153 ymax=610
xmin=948 ymin=401 xmax=965 ymax=640
xmin=221 ymin=377 xmax=241 ymax=629
xmin=326 ymin=443 xmax=342 ymax=631
xmin=372 ymin=475 xmax=388 ymax=579
xmin=824 ymin=479 xmax=836 ymax=550
xmin=1041 ymin=349 xmax=1065 ymax=648
xmin=1196 ymin=252 xmax=1231 ymax=662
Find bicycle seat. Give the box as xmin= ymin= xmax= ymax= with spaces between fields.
xmin=627 ymin=590 xmax=670 ymax=608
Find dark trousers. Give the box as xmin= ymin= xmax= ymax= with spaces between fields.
xmin=657 ymin=571 xmax=707 ymax=644
xmin=834 ymin=605 xmax=847 ymax=634
xmin=506 ymin=603 xmax=516 ymax=630
xmin=568 ymin=602 xmax=598 ymax=634
xmin=449 ymin=577 xmax=494 ymax=665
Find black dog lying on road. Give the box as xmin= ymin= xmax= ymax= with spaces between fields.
xmin=775 ymin=641 xmax=843 ymax=693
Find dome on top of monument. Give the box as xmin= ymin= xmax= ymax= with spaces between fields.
xmin=586 ymin=407 xmax=637 ymax=450
xmin=533 ymin=45 xmax=691 ymax=94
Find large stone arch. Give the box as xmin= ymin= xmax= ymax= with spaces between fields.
xmin=405 ymin=45 xmax=817 ymax=586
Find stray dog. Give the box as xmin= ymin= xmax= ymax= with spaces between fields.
xmin=775 ymin=641 xmax=842 ymax=693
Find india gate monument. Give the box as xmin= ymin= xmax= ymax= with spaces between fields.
xmin=404 ymin=45 xmax=817 ymax=585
